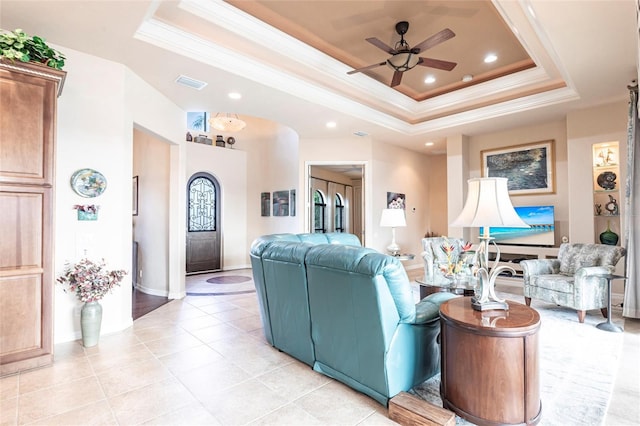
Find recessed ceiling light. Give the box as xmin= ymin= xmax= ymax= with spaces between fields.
xmin=326 ymin=121 xmax=337 ymax=128
xmin=228 ymin=92 xmax=242 ymax=99
xmin=484 ymin=53 xmax=498 ymax=63
xmin=462 ymin=75 xmax=473 ymax=82
xmin=424 ymin=75 xmax=436 ymax=84
xmin=425 ymin=142 xmax=434 ymax=147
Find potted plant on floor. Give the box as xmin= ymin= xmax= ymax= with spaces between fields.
xmin=57 ymin=258 xmax=126 ymax=347
xmin=0 ymin=28 xmax=65 ymax=69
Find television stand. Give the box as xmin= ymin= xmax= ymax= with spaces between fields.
xmin=487 ymin=245 xmax=559 ymax=281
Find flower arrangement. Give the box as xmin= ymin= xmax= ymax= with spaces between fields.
xmin=439 ymin=238 xmax=473 ymax=276
xmin=57 ymin=258 xmax=126 ymax=302
xmin=73 ymin=204 xmax=99 ymax=213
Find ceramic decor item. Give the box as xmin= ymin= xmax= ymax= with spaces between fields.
xmin=599 ymin=221 xmax=619 ymax=246
xmin=597 ymin=171 xmax=617 ymax=190
xmin=80 ymin=301 xmax=102 ymax=347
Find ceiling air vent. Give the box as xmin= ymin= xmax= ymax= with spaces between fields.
xmin=353 ymin=131 xmax=369 ymax=137
xmin=175 ymin=75 xmax=208 ymax=90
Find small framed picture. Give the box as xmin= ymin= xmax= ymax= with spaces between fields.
xmin=273 ymin=190 xmax=290 ymax=217
xmin=132 ymin=176 xmax=139 ymax=216
xmin=261 ymin=192 xmax=270 ymax=217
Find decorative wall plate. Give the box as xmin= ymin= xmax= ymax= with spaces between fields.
xmin=70 ymin=168 xmax=107 ymax=198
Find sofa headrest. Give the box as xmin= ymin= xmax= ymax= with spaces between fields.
xmin=250 ymin=234 xmax=302 ymax=257
xmin=558 ymin=243 xmax=627 ymax=275
xmin=261 ymin=241 xmax=314 ymax=264
xmin=305 ymin=244 xmax=415 ymax=322
xmin=324 ymin=233 xmax=362 ymax=246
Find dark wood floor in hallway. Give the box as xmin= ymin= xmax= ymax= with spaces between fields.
xmin=132 ymin=288 xmax=169 ymax=320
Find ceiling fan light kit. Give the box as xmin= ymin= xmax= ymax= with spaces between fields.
xmin=210 ymin=113 xmax=247 ymax=132
xmin=387 ymin=52 xmax=420 ymax=72
xmin=348 ymin=20 xmax=457 ymax=88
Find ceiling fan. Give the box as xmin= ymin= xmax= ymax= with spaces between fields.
xmin=347 ymin=21 xmax=457 ymax=87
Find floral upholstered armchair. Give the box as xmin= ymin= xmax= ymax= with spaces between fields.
xmin=521 ymin=243 xmax=626 ymax=323
xmin=421 ymin=237 xmax=475 ymax=285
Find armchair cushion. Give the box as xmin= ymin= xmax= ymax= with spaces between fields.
xmin=558 ymin=243 xmax=625 ymax=275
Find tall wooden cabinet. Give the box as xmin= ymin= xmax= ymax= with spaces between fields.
xmin=0 ymin=60 xmax=65 ymax=376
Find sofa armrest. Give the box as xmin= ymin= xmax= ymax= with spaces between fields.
xmin=421 ymin=250 xmax=434 ymax=281
xmin=413 ymin=292 xmax=459 ymax=324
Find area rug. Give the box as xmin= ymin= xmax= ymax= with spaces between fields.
xmin=412 ymin=291 xmax=625 ymax=426
xmin=186 ymin=274 xmax=255 ymax=296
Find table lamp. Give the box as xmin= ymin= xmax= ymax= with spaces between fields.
xmin=451 ymin=177 xmax=529 ymax=311
xmin=380 ymin=208 xmax=406 ymax=256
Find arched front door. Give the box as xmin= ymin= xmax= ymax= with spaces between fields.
xmin=186 ymin=172 xmax=221 ymax=274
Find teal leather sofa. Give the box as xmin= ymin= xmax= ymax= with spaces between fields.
xmin=250 ymin=233 xmax=457 ymax=406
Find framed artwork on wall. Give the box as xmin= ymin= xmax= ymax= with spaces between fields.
xmin=387 ymin=192 xmax=406 ymax=209
xmin=187 ymin=111 xmax=209 ymax=132
xmin=132 ymin=176 xmax=139 ymax=216
xmin=290 ymin=189 xmax=296 ymax=216
xmin=481 ymin=140 xmax=555 ymax=195
xmin=261 ymin=192 xmax=270 ymax=217
xmin=273 ymin=190 xmax=289 ymax=216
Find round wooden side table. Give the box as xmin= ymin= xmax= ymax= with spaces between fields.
xmin=439 ymin=297 xmax=541 ymax=426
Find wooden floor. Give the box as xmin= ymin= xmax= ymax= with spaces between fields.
xmin=132 ymin=288 xmax=169 ymax=320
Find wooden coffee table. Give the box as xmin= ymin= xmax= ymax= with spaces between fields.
xmin=439 ymin=297 xmax=541 ymax=426
xmin=415 ymin=278 xmax=474 ymax=299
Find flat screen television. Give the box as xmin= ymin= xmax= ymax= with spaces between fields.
xmin=489 ymin=205 xmax=555 ymax=247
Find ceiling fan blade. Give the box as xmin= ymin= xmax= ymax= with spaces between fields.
xmin=390 ymin=71 xmax=403 ymax=87
xmin=411 ymin=28 xmax=455 ymax=53
xmin=347 ymin=61 xmax=387 ymax=75
xmin=366 ymin=37 xmax=397 ymax=54
xmin=417 ymin=57 xmax=457 ymax=71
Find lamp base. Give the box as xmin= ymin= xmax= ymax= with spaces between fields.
xmin=471 ymin=297 xmax=509 ymax=311
xmin=386 ymin=243 xmax=401 ymax=256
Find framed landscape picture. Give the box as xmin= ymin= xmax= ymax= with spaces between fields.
xmin=481 ymin=140 xmax=555 ymax=195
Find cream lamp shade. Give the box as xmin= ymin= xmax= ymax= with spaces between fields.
xmin=380 ymin=208 xmax=407 ymax=228
xmin=380 ymin=208 xmax=406 ymax=255
xmin=451 ymin=177 xmax=529 ymax=311
xmin=451 ymin=177 xmax=529 ymax=232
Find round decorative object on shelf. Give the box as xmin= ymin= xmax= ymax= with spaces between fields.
xmin=227 ymin=136 xmax=236 ymax=148
xmin=599 ymin=221 xmax=619 ymax=246
xmin=605 ymin=194 xmax=619 ymax=215
xmin=70 ymin=168 xmax=107 ymax=198
xmin=596 ymin=171 xmax=616 ymax=190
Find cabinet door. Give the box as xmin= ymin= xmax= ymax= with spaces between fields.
xmin=0 ymin=67 xmax=57 ymax=186
xmin=0 ymin=185 xmax=53 ymax=374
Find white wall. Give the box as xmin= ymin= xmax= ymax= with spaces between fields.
xmin=244 ymin=120 xmax=300 ymax=248
xmin=371 ymin=140 xmax=432 ymax=270
xmin=54 ymin=49 xmax=134 ymax=342
xmin=53 ymin=46 xmax=185 ymax=343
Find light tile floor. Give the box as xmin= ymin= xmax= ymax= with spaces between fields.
xmin=1 ymin=268 xmax=638 ymax=425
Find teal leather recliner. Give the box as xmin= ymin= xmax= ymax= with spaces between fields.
xmin=250 ymin=233 xmax=362 ymax=365
xmin=250 ymin=233 xmax=457 ymax=406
